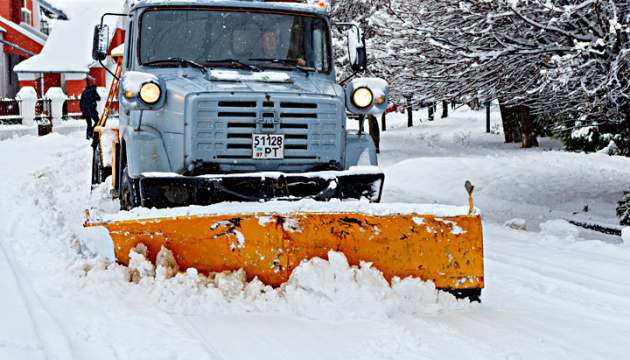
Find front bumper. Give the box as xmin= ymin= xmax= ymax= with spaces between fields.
xmin=137 ymin=168 xmax=384 ymax=208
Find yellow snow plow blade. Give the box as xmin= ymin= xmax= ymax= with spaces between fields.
xmin=85 ymin=205 xmax=483 ymax=294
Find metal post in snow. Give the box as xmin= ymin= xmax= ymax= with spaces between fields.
xmin=486 ymin=101 xmax=491 ymax=133
xmin=407 ymin=97 xmax=413 ymax=127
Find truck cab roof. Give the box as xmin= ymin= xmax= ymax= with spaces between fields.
xmin=130 ymin=0 xmax=329 ymax=17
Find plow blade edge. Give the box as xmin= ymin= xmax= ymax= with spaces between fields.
xmin=86 ymin=210 xmax=483 ymax=293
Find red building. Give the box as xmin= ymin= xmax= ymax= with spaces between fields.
xmin=0 ymin=0 xmax=61 ymax=98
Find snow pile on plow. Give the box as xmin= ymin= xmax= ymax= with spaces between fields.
xmin=71 ymin=248 xmax=473 ymax=318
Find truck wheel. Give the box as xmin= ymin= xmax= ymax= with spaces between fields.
xmin=91 ymin=144 xmax=111 ymax=185
xmin=443 ymin=289 xmax=481 ymax=303
xmin=120 ymin=165 xmax=139 ymax=210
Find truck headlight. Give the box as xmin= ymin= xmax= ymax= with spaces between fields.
xmin=352 ymin=87 xmax=373 ymax=108
xmin=139 ymin=82 xmax=161 ymax=104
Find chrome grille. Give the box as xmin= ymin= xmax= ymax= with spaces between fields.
xmin=185 ymin=93 xmax=343 ymax=172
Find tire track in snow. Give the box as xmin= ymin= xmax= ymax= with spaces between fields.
xmin=486 ymin=253 xmax=630 ymax=312
xmin=483 ymin=255 xmax=630 ymax=357
xmin=0 ymin=134 xmax=93 ymax=359
xmin=0 ymin=191 xmax=76 ymax=359
xmin=171 ymin=316 xmax=225 ymax=360
xmin=485 ymin=227 xmax=630 ymax=310
xmin=0 ymin=238 xmax=48 ymax=359
xmin=481 ymin=226 xmax=630 ymax=356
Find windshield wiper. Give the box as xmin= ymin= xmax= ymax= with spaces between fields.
xmin=249 ymin=58 xmax=310 ymax=76
xmin=206 ymin=59 xmax=261 ymax=72
xmin=144 ymin=58 xmax=206 ymax=74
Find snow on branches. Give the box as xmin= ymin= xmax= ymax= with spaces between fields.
xmin=346 ymin=0 xmax=629 ymax=152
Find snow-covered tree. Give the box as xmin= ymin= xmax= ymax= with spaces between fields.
xmin=362 ymin=0 xmax=630 ymax=152
xmin=618 ymin=187 xmax=630 ymax=226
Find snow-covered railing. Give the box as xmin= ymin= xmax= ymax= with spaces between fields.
xmin=1 ymin=86 xmax=118 ymax=136
xmin=2 ymin=87 xmax=71 ymax=135
xmin=35 ymin=98 xmax=52 ymax=122
xmin=0 ymin=99 xmax=21 ymax=125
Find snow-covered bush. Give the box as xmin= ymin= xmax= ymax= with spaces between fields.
xmin=551 ymin=119 xmax=629 ymax=156
xmin=617 ymin=187 xmax=630 ymax=226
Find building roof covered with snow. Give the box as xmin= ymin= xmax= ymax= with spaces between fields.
xmin=14 ymin=0 xmax=125 ymax=74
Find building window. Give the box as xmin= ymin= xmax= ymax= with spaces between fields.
xmin=40 ymin=6 xmax=56 ymax=35
xmin=40 ymin=19 xmax=50 ymax=35
xmin=21 ymin=8 xmax=32 ymax=26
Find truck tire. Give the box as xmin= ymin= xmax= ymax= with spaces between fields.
xmin=91 ymin=144 xmax=111 ymax=185
xmin=120 ymin=165 xmax=140 ymax=210
xmin=444 ymin=289 xmax=481 ymax=303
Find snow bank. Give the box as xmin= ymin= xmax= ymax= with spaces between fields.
xmin=622 ymin=227 xmax=630 ymax=246
xmin=504 ymin=218 xmax=527 ymax=230
xmin=540 ymin=219 xmax=581 ymax=242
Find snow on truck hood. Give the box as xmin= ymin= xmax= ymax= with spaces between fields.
xmin=163 ymin=70 xmax=339 ymax=97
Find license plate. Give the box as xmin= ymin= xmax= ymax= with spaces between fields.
xmin=252 ymin=134 xmax=285 ymax=159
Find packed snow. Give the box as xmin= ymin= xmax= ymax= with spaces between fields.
xmin=1 ymin=105 xmax=629 ymax=359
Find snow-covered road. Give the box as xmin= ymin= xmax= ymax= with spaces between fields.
xmin=1 ymin=108 xmax=629 ymax=359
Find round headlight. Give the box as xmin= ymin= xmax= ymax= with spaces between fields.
xmin=139 ymin=82 xmax=161 ymax=104
xmin=352 ymin=87 xmax=373 ymax=108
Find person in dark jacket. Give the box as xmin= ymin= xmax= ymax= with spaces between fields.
xmin=80 ymin=83 xmax=101 ymax=139
xmin=255 ymin=30 xmax=306 ymax=66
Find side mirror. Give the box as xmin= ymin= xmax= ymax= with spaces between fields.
xmin=347 ymin=26 xmax=366 ymax=72
xmin=92 ymin=24 xmax=110 ymax=61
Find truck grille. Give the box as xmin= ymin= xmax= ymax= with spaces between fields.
xmin=185 ymin=93 xmax=344 ymax=172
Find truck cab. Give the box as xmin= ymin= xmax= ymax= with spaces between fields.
xmin=92 ymin=0 xmax=388 ymax=209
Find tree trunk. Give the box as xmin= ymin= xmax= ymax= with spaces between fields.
xmin=381 ymin=113 xmax=386 ymax=132
xmin=519 ymin=105 xmax=539 ymax=148
xmin=441 ymin=100 xmax=448 ymax=118
xmin=499 ymin=100 xmax=521 ymax=143
xmin=469 ymin=98 xmax=479 ymax=110
xmin=368 ymin=114 xmax=380 ymax=154
xmin=428 ymin=102 xmax=435 ymax=121
xmin=407 ymin=96 xmax=413 ymax=127
xmin=499 ymin=102 xmax=512 ymax=143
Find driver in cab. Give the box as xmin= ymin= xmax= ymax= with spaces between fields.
xmin=259 ymin=30 xmax=306 ymax=66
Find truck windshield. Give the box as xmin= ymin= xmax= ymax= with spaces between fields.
xmin=139 ymin=8 xmax=331 ymax=73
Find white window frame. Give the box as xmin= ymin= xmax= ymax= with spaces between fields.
xmin=21 ymin=8 xmax=32 ymax=26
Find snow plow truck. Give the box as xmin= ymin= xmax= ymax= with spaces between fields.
xmin=85 ymin=0 xmax=484 ymax=301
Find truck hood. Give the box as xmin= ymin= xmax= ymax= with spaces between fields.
xmin=163 ymin=69 xmax=340 ymax=97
